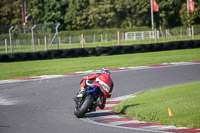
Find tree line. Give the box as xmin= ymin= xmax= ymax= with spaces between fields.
xmin=0 ymin=0 xmax=200 ymax=30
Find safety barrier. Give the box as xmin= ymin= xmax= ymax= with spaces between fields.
xmin=0 ymin=40 xmax=199 ymax=62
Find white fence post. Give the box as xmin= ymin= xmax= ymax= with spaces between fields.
xmin=31 ymin=25 xmax=37 ymax=52
xmin=118 ymin=31 xmax=120 ymax=45
xmin=69 ymin=36 xmax=71 ymax=45
xmin=93 ymin=34 xmax=96 ymax=45
xmin=38 ymin=38 xmax=40 ymax=46
xmin=141 ymin=32 xmax=144 ymax=40
xmin=48 ymin=24 xmax=60 ymax=49
xmin=101 ymin=34 xmax=103 ymax=42
xmin=9 ymin=26 xmax=14 ymax=53
xmin=44 ymin=36 xmax=47 ymax=51
xmin=192 ymin=26 xmax=194 ymax=40
xmin=81 ymin=34 xmax=85 ymax=48
xmin=155 ymin=28 xmax=157 ymax=43
xmin=105 ymin=33 xmax=107 ymax=43
xmin=5 ymin=39 xmax=8 ymax=53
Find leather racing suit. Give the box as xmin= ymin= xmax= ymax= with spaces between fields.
xmin=80 ymin=73 xmax=114 ymax=109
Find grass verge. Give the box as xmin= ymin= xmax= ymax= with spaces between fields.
xmin=0 ymin=48 xmax=200 ymax=80
xmin=1 ymin=35 xmax=200 ymax=54
xmin=113 ymin=82 xmax=200 ymax=128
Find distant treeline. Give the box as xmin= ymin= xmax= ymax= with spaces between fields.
xmin=0 ymin=0 xmax=200 ymax=30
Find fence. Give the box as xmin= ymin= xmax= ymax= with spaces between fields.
xmin=125 ymin=31 xmax=160 ymax=41
xmin=0 ymin=24 xmax=59 ymax=54
xmin=0 ymin=25 xmax=199 ymax=54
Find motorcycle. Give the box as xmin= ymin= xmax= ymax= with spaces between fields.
xmin=73 ymin=80 xmax=104 ymax=118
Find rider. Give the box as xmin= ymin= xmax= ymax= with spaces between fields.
xmin=75 ymin=68 xmax=114 ymax=110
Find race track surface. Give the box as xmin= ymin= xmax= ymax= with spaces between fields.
xmin=0 ymin=63 xmax=200 ymax=133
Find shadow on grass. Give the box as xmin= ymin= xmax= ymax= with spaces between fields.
xmin=84 ymin=104 xmax=141 ymax=118
xmin=119 ymin=104 xmax=141 ymax=114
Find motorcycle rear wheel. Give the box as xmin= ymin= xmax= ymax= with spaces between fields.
xmin=74 ymin=94 xmax=94 ymax=118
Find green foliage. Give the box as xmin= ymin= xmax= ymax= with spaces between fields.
xmin=114 ymin=0 xmax=151 ymax=28
xmin=90 ymin=0 xmax=118 ymax=28
xmin=158 ymin=0 xmax=184 ymax=28
xmin=0 ymin=0 xmax=21 ymax=25
xmin=64 ymin=0 xmax=90 ymax=30
xmin=0 ymin=0 xmax=200 ymax=30
xmin=31 ymin=0 xmax=68 ymax=29
xmin=179 ymin=2 xmax=200 ymax=27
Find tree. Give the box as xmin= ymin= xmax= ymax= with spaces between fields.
xmin=114 ymin=0 xmax=150 ymax=28
xmin=31 ymin=0 xmax=68 ymax=29
xmin=0 ymin=0 xmax=200 ymax=30
xmin=0 ymin=0 xmax=21 ymax=25
xmin=179 ymin=2 xmax=200 ymax=27
xmin=158 ymin=0 xmax=184 ymax=28
xmin=64 ymin=0 xmax=90 ymax=30
xmin=30 ymin=0 xmax=45 ymax=24
xmin=88 ymin=0 xmax=117 ymax=28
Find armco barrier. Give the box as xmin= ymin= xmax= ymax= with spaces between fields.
xmin=0 ymin=40 xmax=199 ymax=62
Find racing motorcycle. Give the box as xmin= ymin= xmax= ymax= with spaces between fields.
xmin=73 ymin=80 xmax=104 ymax=118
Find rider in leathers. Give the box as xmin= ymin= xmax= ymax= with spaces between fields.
xmin=76 ymin=68 xmax=114 ymax=109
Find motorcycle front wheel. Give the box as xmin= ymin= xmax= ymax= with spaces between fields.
xmin=74 ymin=94 xmax=94 ymax=118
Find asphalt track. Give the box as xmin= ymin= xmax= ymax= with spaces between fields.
xmin=0 ymin=63 xmax=200 ymax=133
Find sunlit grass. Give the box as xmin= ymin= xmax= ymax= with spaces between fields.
xmin=0 ymin=48 xmax=199 ymax=80
xmin=113 ymin=82 xmax=200 ymax=128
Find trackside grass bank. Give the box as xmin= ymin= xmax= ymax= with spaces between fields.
xmin=0 ymin=48 xmax=200 ymax=80
xmin=113 ymin=82 xmax=200 ymax=128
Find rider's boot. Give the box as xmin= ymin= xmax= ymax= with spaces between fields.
xmin=99 ymin=100 xmax=106 ymax=109
xmin=73 ymin=87 xmax=85 ymax=101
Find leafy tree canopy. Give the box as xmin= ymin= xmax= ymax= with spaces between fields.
xmin=0 ymin=0 xmax=199 ymax=30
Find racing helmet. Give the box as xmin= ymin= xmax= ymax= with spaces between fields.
xmin=100 ymin=68 xmax=111 ymax=75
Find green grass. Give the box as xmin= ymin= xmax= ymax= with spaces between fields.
xmin=0 ymin=48 xmax=200 ymax=80
xmin=113 ymin=82 xmax=200 ymax=128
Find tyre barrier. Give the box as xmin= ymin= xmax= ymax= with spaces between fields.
xmin=163 ymin=42 xmax=176 ymax=50
xmin=49 ymin=50 xmax=63 ymax=59
xmin=96 ymin=46 xmax=112 ymax=56
xmin=109 ymin=46 xmax=124 ymax=55
xmin=85 ymin=48 xmax=96 ymax=56
xmin=193 ymin=40 xmax=200 ymax=48
xmin=0 ymin=40 xmax=199 ymax=62
xmin=133 ymin=44 xmax=146 ymax=53
xmin=122 ymin=45 xmax=136 ymax=53
xmin=61 ymin=49 xmax=76 ymax=58
xmin=153 ymin=43 xmax=164 ymax=51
